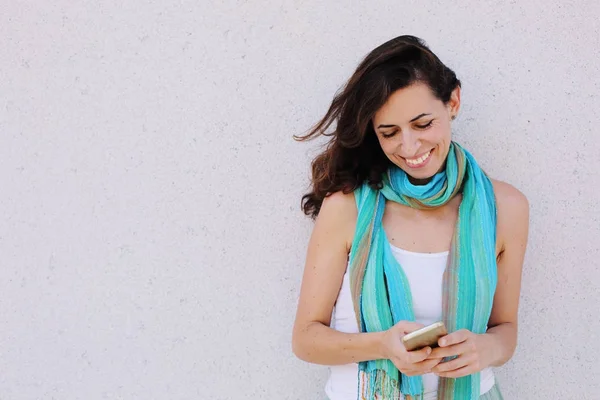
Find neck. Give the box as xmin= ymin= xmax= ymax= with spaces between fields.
xmin=407 ymin=160 xmax=448 ymax=186
xmin=408 ymin=176 xmax=433 ymax=186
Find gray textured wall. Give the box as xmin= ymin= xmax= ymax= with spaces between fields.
xmin=1 ymin=1 xmax=599 ymax=399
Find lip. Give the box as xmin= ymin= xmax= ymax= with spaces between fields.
xmin=403 ymin=148 xmax=434 ymax=169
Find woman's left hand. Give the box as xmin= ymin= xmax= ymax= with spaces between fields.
xmin=427 ymin=329 xmax=497 ymax=378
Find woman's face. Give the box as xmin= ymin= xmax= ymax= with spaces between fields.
xmin=372 ymin=82 xmax=460 ymax=184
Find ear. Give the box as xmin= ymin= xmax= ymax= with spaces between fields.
xmin=447 ymin=86 xmax=461 ymax=118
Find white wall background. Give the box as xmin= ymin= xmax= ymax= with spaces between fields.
xmin=1 ymin=1 xmax=599 ymax=399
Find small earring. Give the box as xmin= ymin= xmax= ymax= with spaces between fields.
xmin=451 ymin=115 xmax=456 ymax=121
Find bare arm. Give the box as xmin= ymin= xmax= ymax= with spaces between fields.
xmin=486 ymin=180 xmax=530 ymax=366
xmin=291 ymin=191 xmax=387 ymax=365
xmin=291 ymin=191 xmax=432 ymax=370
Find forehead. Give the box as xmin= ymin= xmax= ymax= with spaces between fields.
xmin=373 ymin=82 xmax=441 ymax=124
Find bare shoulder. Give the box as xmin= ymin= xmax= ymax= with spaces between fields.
xmin=490 ymin=179 xmax=529 ymax=216
xmin=320 ymin=190 xmax=358 ymax=214
xmin=317 ymin=190 xmax=357 ymax=252
xmin=490 ymin=179 xmax=530 ymax=251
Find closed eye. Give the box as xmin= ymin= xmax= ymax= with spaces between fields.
xmin=381 ymin=130 xmax=398 ymax=139
xmin=380 ymin=120 xmax=433 ymax=138
xmin=415 ymin=120 xmax=434 ymax=129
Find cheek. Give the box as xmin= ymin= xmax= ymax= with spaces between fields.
xmin=429 ymin=122 xmax=451 ymax=140
xmin=427 ymin=126 xmax=452 ymax=149
xmin=376 ymin=136 xmax=395 ymax=155
xmin=430 ymin=127 xmax=452 ymax=161
xmin=379 ymin=139 xmax=400 ymax=156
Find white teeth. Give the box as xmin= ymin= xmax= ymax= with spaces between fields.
xmin=406 ymin=150 xmax=431 ymax=165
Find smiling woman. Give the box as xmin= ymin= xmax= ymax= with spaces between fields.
xmin=292 ymin=35 xmax=529 ymax=400
xmin=373 ymin=83 xmax=458 ymax=183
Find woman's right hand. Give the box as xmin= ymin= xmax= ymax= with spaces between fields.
xmin=380 ymin=321 xmax=443 ymax=376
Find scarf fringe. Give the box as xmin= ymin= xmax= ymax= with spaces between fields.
xmin=359 ymin=369 xmax=424 ymax=400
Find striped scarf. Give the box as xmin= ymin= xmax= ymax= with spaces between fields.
xmin=349 ymin=142 xmax=498 ymax=399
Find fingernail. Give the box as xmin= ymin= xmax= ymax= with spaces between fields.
xmin=426 ymin=347 xmax=432 ymax=354
xmin=439 ymin=339 xmax=446 ymax=346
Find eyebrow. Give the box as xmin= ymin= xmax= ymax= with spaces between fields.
xmin=377 ymin=113 xmax=431 ymax=129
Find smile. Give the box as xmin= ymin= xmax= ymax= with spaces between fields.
xmin=404 ymin=149 xmax=433 ymax=168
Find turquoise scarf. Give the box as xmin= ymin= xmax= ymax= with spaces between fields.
xmin=349 ymin=142 xmax=498 ymax=399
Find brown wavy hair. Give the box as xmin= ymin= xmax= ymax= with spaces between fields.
xmin=295 ymin=35 xmax=462 ymax=219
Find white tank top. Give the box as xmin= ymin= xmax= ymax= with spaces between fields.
xmin=325 ymin=243 xmax=495 ymax=400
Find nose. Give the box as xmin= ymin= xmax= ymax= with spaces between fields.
xmin=399 ymin=128 xmax=421 ymax=157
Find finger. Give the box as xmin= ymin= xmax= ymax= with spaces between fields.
xmin=428 ymin=341 xmax=471 ymax=359
xmin=391 ymin=357 xmax=421 ymax=376
xmin=438 ymin=329 xmax=470 ymax=347
xmin=397 ymin=321 xmax=425 ymax=334
xmin=406 ymin=346 xmax=432 ymax=363
xmin=402 ymin=358 xmax=442 ymax=376
xmin=432 ymin=354 xmax=471 ymax=373
xmin=414 ymin=358 xmax=443 ymax=373
xmin=391 ymin=355 xmax=438 ymax=374
xmin=414 ymin=358 xmax=442 ymax=368
xmin=435 ymin=365 xmax=474 ymax=378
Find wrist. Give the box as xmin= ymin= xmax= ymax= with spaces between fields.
xmin=374 ymin=330 xmax=389 ymax=360
xmin=482 ymin=332 xmax=503 ymax=367
xmin=484 ymin=323 xmax=518 ymax=367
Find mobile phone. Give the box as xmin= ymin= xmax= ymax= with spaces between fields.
xmin=401 ymin=321 xmax=447 ymax=352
